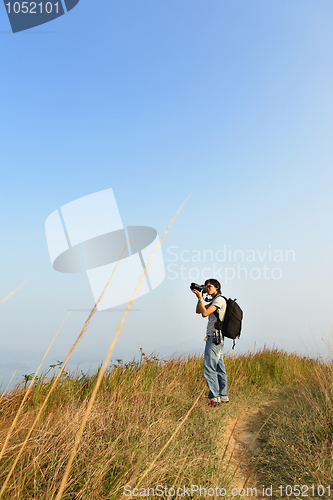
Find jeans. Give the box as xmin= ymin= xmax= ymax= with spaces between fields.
xmin=203 ymin=336 xmax=227 ymax=399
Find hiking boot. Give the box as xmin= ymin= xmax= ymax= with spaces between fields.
xmin=208 ymin=396 xmax=220 ymax=407
xmin=220 ymin=395 xmax=230 ymax=404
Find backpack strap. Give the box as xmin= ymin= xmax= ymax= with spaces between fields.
xmin=212 ymin=294 xmax=224 ymax=336
xmin=213 ymin=295 xmax=222 ymax=321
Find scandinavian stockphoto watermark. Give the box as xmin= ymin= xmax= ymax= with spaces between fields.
xmin=166 ymin=245 xmax=296 ymax=282
xmin=3 ymin=0 xmax=80 ymax=33
xmin=45 ymin=188 xmax=165 ymax=310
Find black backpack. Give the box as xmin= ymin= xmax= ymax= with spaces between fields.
xmin=213 ymin=295 xmax=243 ymax=349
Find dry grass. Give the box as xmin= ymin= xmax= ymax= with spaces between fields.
xmin=0 ymin=278 xmax=32 ymax=308
xmin=0 ymin=354 xmax=218 ymax=499
xmin=0 ymin=195 xmax=190 ymax=499
xmin=54 ymin=194 xmax=191 ymax=499
xmin=1 ymin=220 xmax=332 ymax=498
xmin=255 ymin=354 xmax=333 ymax=497
xmin=0 ymin=348 xmax=326 ymax=499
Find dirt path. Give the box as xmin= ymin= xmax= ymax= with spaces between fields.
xmin=220 ymin=402 xmax=275 ymax=499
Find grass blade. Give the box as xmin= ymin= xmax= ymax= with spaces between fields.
xmin=0 ymin=278 xmax=32 ymax=307
xmin=0 ymin=312 xmax=70 ymax=462
xmin=54 ymin=194 xmax=191 ymax=500
xmin=0 ymin=240 xmax=130 ymax=498
xmin=135 ymin=388 xmax=205 ymax=490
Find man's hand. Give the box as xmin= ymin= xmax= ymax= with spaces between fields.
xmin=192 ymin=289 xmax=218 ymax=317
xmin=193 ymin=288 xmax=206 ymax=315
xmin=192 ymin=288 xmax=203 ymax=301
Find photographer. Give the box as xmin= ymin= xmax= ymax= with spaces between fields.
xmin=192 ymin=278 xmax=229 ymax=407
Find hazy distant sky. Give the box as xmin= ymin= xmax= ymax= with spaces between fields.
xmin=1 ymin=0 xmax=333 ymax=388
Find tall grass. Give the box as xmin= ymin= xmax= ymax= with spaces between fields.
xmin=256 ymin=351 xmax=333 ymax=496
xmin=0 ymin=197 xmax=191 ymax=499
xmin=0 ymin=348 xmax=327 ymax=499
xmin=54 ymin=195 xmax=191 ymax=499
xmin=0 ymin=354 xmax=212 ymax=499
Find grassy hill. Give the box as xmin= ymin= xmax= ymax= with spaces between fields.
xmin=0 ymin=348 xmax=332 ymax=499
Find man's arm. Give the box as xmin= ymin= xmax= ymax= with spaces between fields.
xmin=197 ymin=300 xmax=217 ymax=317
xmin=193 ymin=289 xmax=218 ymax=317
xmin=196 ymin=301 xmax=200 ymax=314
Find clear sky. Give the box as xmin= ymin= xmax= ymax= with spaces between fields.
xmin=1 ymin=0 xmax=333 ymax=388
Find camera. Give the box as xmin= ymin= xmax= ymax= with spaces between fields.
xmin=190 ymin=282 xmax=208 ymax=294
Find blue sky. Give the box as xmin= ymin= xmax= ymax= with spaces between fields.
xmin=1 ymin=0 xmax=333 ymax=388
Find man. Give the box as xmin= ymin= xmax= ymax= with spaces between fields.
xmin=192 ymin=278 xmax=229 ymax=407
